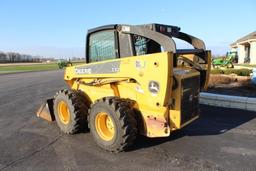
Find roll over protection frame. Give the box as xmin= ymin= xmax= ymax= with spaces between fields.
xmin=85 ymin=23 xmax=207 ymax=63
xmin=118 ymin=25 xmax=176 ymax=53
xmin=118 ymin=24 xmax=205 ymax=51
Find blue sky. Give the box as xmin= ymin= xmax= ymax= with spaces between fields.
xmin=0 ymin=0 xmax=255 ymax=58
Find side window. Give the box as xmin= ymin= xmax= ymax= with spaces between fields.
xmin=132 ymin=35 xmax=161 ymax=56
xmin=89 ymin=30 xmax=117 ymax=62
xmin=133 ymin=35 xmax=148 ymax=56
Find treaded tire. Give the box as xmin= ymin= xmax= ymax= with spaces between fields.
xmin=227 ymin=63 xmax=234 ymax=68
xmin=54 ymin=89 xmax=89 ymax=134
xmin=89 ymin=97 xmax=137 ymax=153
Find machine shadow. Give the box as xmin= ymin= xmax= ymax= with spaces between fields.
xmin=127 ymin=104 xmax=256 ymax=152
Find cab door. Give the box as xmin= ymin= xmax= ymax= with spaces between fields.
xmin=86 ymin=30 xmax=119 ymax=63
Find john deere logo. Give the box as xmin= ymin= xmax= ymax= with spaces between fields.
xmin=148 ymin=81 xmax=160 ymax=94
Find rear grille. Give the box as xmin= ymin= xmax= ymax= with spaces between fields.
xmin=180 ymin=76 xmax=200 ymax=125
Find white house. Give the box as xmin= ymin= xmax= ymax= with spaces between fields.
xmin=230 ymin=31 xmax=256 ymax=64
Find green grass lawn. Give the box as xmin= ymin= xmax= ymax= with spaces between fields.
xmin=0 ymin=62 xmax=84 ymax=74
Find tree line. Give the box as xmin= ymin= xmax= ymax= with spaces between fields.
xmin=0 ymin=51 xmax=41 ymax=63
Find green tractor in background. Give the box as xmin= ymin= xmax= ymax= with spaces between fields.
xmin=212 ymin=51 xmax=238 ymax=68
xmin=57 ymin=59 xmax=72 ymax=69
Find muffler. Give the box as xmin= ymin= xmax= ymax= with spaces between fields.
xmin=36 ymin=98 xmax=55 ymax=122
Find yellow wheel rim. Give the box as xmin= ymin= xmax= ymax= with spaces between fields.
xmin=57 ymin=101 xmax=70 ymax=124
xmin=95 ymin=112 xmax=115 ymax=141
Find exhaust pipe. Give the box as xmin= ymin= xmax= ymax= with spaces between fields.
xmin=36 ymin=98 xmax=55 ymax=122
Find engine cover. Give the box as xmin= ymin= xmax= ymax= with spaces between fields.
xmin=169 ymin=68 xmax=200 ymax=128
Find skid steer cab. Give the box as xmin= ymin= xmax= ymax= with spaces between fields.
xmin=37 ymin=23 xmax=211 ymax=152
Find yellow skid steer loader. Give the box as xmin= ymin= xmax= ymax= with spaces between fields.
xmin=37 ymin=23 xmax=211 ymax=152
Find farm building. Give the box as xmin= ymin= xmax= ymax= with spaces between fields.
xmin=230 ymin=31 xmax=256 ymax=64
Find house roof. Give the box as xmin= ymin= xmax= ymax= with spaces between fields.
xmin=231 ymin=31 xmax=256 ymax=47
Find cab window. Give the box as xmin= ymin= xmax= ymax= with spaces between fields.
xmin=132 ymin=35 xmax=161 ymax=56
xmin=89 ymin=30 xmax=117 ymax=62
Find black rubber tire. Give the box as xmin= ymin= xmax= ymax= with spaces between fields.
xmin=76 ymin=90 xmax=92 ymax=107
xmin=89 ymin=97 xmax=137 ymax=153
xmin=54 ymin=89 xmax=89 ymax=134
xmin=227 ymin=63 xmax=234 ymax=68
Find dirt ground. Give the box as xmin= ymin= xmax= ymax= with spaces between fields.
xmin=207 ymin=74 xmax=256 ymax=97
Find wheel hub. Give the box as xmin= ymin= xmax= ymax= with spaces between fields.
xmin=95 ymin=112 xmax=115 ymax=141
xmin=57 ymin=101 xmax=71 ymax=124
